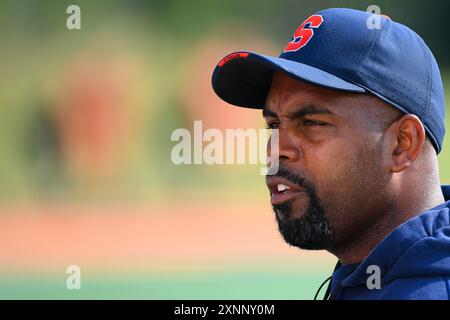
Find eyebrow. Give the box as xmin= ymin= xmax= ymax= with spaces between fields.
xmin=262 ymin=104 xmax=335 ymax=119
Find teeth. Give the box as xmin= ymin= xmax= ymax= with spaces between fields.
xmin=277 ymin=184 xmax=291 ymax=192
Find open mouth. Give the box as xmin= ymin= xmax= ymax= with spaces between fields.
xmin=266 ymin=177 xmax=307 ymax=206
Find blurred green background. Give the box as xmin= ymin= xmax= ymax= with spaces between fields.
xmin=0 ymin=0 xmax=449 ymax=299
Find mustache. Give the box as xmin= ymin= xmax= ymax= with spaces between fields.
xmin=266 ymin=166 xmax=314 ymax=192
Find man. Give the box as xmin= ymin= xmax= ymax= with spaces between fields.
xmin=211 ymin=8 xmax=450 ymax=299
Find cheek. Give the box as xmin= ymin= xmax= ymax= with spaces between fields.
xmin=306 ymin=141 xmax=357 ymax=188
xmin=313 ymin=138 xmax=383 ymax=228
xmin=307 ymin=141 xmax=367 ymax=211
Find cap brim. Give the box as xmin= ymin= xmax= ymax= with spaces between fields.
xmin=212 ymin=51 xmax=366 ymax=109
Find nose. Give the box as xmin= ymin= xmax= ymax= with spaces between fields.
xmin=267 ymin=127 xmax=301 ymax=165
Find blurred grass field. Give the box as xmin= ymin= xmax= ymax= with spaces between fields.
xmin=0 ymin=270 xmax=332 ymax=299
xmin=0 ymin=202 xmax=335 ymax=299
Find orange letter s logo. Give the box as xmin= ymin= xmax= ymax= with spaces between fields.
xmin=283 ymin=15 xmax=324 ymax=53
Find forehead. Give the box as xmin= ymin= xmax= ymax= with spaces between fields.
xmin=264 ymin=72 xmax=375 ymax=120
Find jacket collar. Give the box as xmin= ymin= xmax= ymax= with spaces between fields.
xmin=332 ymin=185 xmax=450 ymax=289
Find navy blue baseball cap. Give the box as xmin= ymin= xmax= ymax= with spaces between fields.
xmin=211 ymin=8 xmax=446 ymax=153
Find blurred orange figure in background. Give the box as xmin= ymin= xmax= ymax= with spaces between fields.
xmin=54 ymin=46 xmax=136 ymax=183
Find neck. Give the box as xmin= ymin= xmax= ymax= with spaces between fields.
xmin=332 ymin=181 xmax=444 ymax=266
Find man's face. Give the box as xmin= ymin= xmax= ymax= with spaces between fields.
xmin=264 ymin=72 xmax=392 ymax=252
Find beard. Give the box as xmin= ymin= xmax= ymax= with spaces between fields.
xmin=270 ymin=168 xmax=334 ymax=250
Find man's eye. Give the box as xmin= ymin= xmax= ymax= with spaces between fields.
xmin=303 ymin=119 xmax=326 ymax=127
xmin=265 ymin=122 xmax=279 ymax=129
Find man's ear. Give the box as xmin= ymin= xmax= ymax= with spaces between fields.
xmin=382 ymin=114 xmax=426 ymax=173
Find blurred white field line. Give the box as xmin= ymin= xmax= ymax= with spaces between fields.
xmin=171 ymin=121 xmax=279 ymax=175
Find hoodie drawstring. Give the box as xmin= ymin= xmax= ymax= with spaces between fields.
xmin=314 ymin=261 xmax=342 ymax=300
xmin=313 ymin=276 xmax=332 ymax=300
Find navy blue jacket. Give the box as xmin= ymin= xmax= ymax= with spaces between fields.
xmin=329 ymin=185 xmax=450 ymax=300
